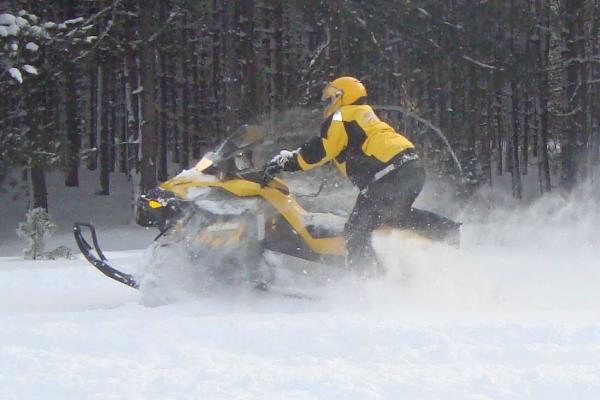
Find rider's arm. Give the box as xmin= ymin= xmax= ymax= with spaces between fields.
xmin=296 ymin=111 xmax=348 ymax=171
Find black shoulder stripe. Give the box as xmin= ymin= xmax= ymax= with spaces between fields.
xmin=344 ymin=120 xmax=367 ymax=149
xmin=300 ymin=136 xmax=326 ymax=164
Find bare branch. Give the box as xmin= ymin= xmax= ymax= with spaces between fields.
xmin=148 ymin=9 xmax=183 ymax=43
xmin=308 ymin=27 xmax=330 ymax=69
xmin=461 ymin=55 xmax=498 ymax=70
xmin=63 ymin=0 xmax=123 ymax=39
xmin=372 ymin=105 xmax=464 ymax=177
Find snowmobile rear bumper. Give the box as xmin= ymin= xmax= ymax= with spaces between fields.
xmin=73 ymin=222 xmax=139 ymax=289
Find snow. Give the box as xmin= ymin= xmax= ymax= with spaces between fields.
xmin=0 ymin=13 xmax=16 ymax=25
xmin=174 ymin=167 xmax=218 ymax=181
xmin=8 ymin=67 xmax=23 ymax=83
xmin=1 ymin=169 xmax=600 ymax=399
xmin=64 ymin=17 xmax=84 ymax=25
xmin=194 ymin=197 xmax=259 ymax=215
xmin=6 ymin=21 xmax=19 ymax=36
xmin=25 ymin=42 xmax=39 ymax=52
xmin=22 ymin=64 xmax=38 ymax=75
xmin=15 ymin=16 xmax=29 ymax=28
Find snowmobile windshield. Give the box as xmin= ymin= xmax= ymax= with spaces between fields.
xmin=194 ymin=125 xmax=264 ymax=175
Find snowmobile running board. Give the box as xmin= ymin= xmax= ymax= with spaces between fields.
xmin=73 ymin=222 xmax=139 ymax=289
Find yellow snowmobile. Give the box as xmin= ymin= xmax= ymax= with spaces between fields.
xmin=74 ymin=125 xmax=460 ymax=293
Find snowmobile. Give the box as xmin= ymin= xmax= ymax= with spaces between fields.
xmin=74 ymin=125 xmax=460 ymax=294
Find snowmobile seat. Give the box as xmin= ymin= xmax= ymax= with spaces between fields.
xmin=304 ymin=212 xmax=346 ymax=239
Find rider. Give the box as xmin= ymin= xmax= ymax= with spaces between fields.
xmin=262 ymin=76 xmax=456 ymax=274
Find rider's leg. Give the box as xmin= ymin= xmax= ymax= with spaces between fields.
xmin=344 ymin=192 xmax=381 ymax=275
xmin=376 ymin=160 xmax=426 ymax=226
xmin=344 ymin=160 xmax=431 ymax=275
xmin=379 ymin=161 xmax=460 ymax=245
xmin=407 ymin=208 xmax=462 ymax=245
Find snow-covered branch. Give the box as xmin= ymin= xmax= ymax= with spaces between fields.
xmin=308 ymin=28 xmax=330 ymax=69
xmin=372 ymin=105 xmax=463 ymax=176
xmin=461 ymin=55 xmax=498 ymax=71
xmin=148 ymin=9 xmax=183 ymax=43
xmin=64 ymin=1 xmax=121 ymax=38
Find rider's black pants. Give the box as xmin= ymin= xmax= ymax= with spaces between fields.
xmin=344 ymin=160 xmax=457 ymax=273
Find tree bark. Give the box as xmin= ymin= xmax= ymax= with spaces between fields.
xmin=138 ymin=1 xmax=158 ymax=193
xmin=222 ymin=0 xmax=239 ymax=132
xmin=124 ymin=12 xmax=140 ymax=176
xmin=98 ymin=62 xmax=110 ymax=196
xmin=535 ymin=0 xmax=552 ymax=192
xmin=179 ymin=14 xmax=190 ymax=170
xmin=560 ymin=0 xmax=585 ymax=191
xmin=510 ymin=79 xmax=522 ymax=199
xmin=87 ymin=63 xmax=98 ymax=171
xmin=157 ymin=35 xmax=169 ymax=182
xmin=238 ymin=0 xmax=257 ymax=122
xmin=63 ymin=0 xmax=80 ymax=187
xmin=65 ymin=17 xmax=81 ymax=186
xmin=30 ymin=166 xmax=48 ymax=211
xmin=25 ymin=75 xmax=48 ymax=210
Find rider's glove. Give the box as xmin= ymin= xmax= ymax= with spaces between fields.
xmin=261 ymin=149 xmax=300 ymax=187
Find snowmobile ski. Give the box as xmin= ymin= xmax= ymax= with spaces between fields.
xmin=73 ymin=222 xmax=139 ymax=289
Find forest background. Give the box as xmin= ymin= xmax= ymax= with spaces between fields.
xmin=1 ymin=0 xmax=599 ymax=212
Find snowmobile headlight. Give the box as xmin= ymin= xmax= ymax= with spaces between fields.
xmin=148 ymin=199 xmax=162 ymax=209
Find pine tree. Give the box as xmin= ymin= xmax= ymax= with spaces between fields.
xmin=16 ymin=207 xmax=57 ymax=260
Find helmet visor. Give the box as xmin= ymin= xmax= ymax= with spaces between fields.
xmin=321 ymin=83 xmax=340 ymax=102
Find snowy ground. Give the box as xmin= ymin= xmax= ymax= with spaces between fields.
xmin=1 ymin=171 xmax=600 ymax=399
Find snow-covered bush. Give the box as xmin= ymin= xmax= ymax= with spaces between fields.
xmin=43 ymin=245 xmax=75 ymax=260
xmin=1 ymin=9 xmax=90 ymax=85
xmin=0 ymin=11 xmax=44 ymax=84
xmin=16 ymin=207 xmax=57 ymax=260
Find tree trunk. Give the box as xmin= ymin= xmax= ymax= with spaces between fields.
xmin=30 ymin=166 xmax=48 ymax=211
xmin=119 ymin=59 xmax=129 ymax=174
xmin=157 ymin=41 xmax=169 ymax=182
xmin=211 ymin=0 xmax=223 ymax=140
xmin=535 ymin=0 xmax=552 ymax=192
xmin=222 ymin=0 xmax=238 ymax=132
xmin=109 ymin=64 xmax=118 ymax=174
xmin=138 ymin=1 xmax=158 ymax=193
xmin=124 ymin=13 xmax=140 ymax=176
xmin=98 ymin=63 xmax=110 ymax=195
xmin=64 ymin=12 xmax=80 ymax=186
xmin=179 ymin=15 xmax=190 ymax=170
xmin=272 ymin=1 xmax=284 ymax=110
xmin=85 ymin=62 xmax=98 ymax=171
xmin=238 ymin=0 xmax=256 ymax=122
xmin=590 ymin=0 xmax=600 ymax=184
xmin=188 ymin=22 xmax=202 ymax=159
xmin=168 ymin=53 xmax=179 ymax=167
xmin=25 ymin=76 xmax=48 ymax=210
xmin=560 ymin=0 xmax=585 ymax=191
xmin=510 ymin=79 xmax=522 ymax=199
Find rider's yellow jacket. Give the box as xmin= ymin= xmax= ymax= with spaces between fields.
xmin=295 ymin=104 xmax=416 ymax=189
